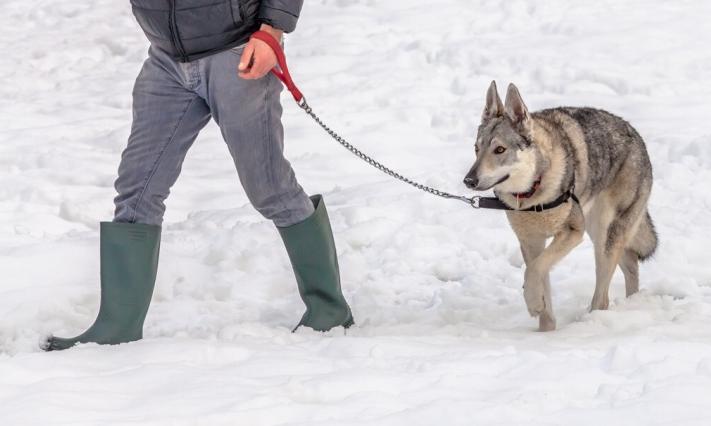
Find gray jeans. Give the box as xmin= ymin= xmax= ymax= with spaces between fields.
xmin=113 ymin=45 xmax=314 ymax=227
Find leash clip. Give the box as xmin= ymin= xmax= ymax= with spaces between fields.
xmin=448 ymin=194 xmax=480 ymax=208
xmin=444 ymin=194 xmax=480 ymax=209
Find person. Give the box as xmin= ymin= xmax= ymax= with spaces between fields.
xmin=44 ymin=0 xmax=354 ymax=351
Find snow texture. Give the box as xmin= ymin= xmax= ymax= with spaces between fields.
xmin=2 ymin=0 xmax=711 ymax=424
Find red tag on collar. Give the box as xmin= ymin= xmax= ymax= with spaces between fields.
xmin=513 ymin=177 xmax=542 ymax=200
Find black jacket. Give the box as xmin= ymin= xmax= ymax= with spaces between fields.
xmin=130 ymin=0 xmax=304 ymax=62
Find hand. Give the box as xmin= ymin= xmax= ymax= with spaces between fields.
xmin=238 ymin=24 xmax=283 ymax=80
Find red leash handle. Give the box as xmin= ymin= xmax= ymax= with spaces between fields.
xmin=250 ymin=31 xmax=304 ymax=104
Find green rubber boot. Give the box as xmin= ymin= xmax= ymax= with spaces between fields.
xmin=279 ymin=195 xmax=354 ymax=332
xmin=43 ymin=222 xmax=161 ymax=351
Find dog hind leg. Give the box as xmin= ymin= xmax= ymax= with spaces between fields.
xmin=619 ymin=248 xmax=639 ymax=297
xmin=589 ymin=194 xmax=647 ymax=310
xmin=591 ymin=242 xmax=623 ymax=310
xmin=619 ymin=211 xmax=657 ymax=297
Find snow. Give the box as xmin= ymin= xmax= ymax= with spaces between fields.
xmin=2 ymin=0 xmax=711 ymax=424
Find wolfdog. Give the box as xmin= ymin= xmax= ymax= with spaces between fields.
xmin=464 ymin=81 xmax=657 ymax=331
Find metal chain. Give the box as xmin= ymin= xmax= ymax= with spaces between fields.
xmin=298 ymin=99 xmax=481 ymax=208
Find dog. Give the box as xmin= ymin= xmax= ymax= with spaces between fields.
xmin=464 ymin=81 xmax=657 ymax=331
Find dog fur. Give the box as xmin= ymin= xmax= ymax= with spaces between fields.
xmin=464 ymin=81 xmax=657 ymax=331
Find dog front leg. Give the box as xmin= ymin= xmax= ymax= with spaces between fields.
xmin=520 ymin=238 xmax=556 ymax=331
xmin=523 ymin=226 xmax=584 ymax=321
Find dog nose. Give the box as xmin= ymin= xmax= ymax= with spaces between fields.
xmin=463 ymin=176 xmax=478 ymax=189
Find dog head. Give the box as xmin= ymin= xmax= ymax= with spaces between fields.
xmin=463 ymin=81 xmax=541 ymax=193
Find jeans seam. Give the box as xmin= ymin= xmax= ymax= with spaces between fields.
xmin=130 ymin=96 xmax=199 ymax=223
xmin=264 ymin=75 xmax=292 ymax=225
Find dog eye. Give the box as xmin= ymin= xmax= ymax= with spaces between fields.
xmin=475 ymin=146 xmax=480 ymax=154
xmin=494 ymin=146 xmax=506 ymax=154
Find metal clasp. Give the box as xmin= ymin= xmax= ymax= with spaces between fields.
xmin=297 ymin=97 xmax=309 ymax=110
xmin=470 ymin=196 xmax=481 ymax=209
xmin=444 ymin=194 xmax=480 ymax=208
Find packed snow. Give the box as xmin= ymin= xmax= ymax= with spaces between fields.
xmin=2 ymin=0 xmax=711 ymax=424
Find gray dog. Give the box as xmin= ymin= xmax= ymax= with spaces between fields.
xmin=464 ymin=81 xmax=657 ymax=331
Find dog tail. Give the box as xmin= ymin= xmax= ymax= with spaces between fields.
xmin=630 ymin=211 xmax=658 ymax=262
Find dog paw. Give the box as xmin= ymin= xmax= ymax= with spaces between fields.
xmin=538 ymin=312 xmax=557 ymax=332
xmin=523 ymin=283 xmax=546 ymax=317
xmin=589 ymin=293 xmax=610 ymax=311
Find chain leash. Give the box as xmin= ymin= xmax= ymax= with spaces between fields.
xmin=250 ymin=31 xmax=574 ymax=214
xmin=250 ymin=31 xmax=481 ymax=208
xmin=297 ymin=99 xmax=481 ymax=208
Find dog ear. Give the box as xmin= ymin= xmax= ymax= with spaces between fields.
xmin=504 ymin=83 xmax=531 ymax=129
xmin=482 ymin=80 xmax=504 ymax=122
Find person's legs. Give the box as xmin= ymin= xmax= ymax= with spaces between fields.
xmin=115 ymin=47 xmax=212 ymax=226
xmin=204 ymin=48 xmax=313 ymax=227
xmin=44 ymin=48 xmax=211 ymax=351
xmin=202 ymin=47 xmax=353 ymax=331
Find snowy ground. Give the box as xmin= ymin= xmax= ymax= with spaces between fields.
xmin=2 ymin=0 xmax=711 ymax=424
